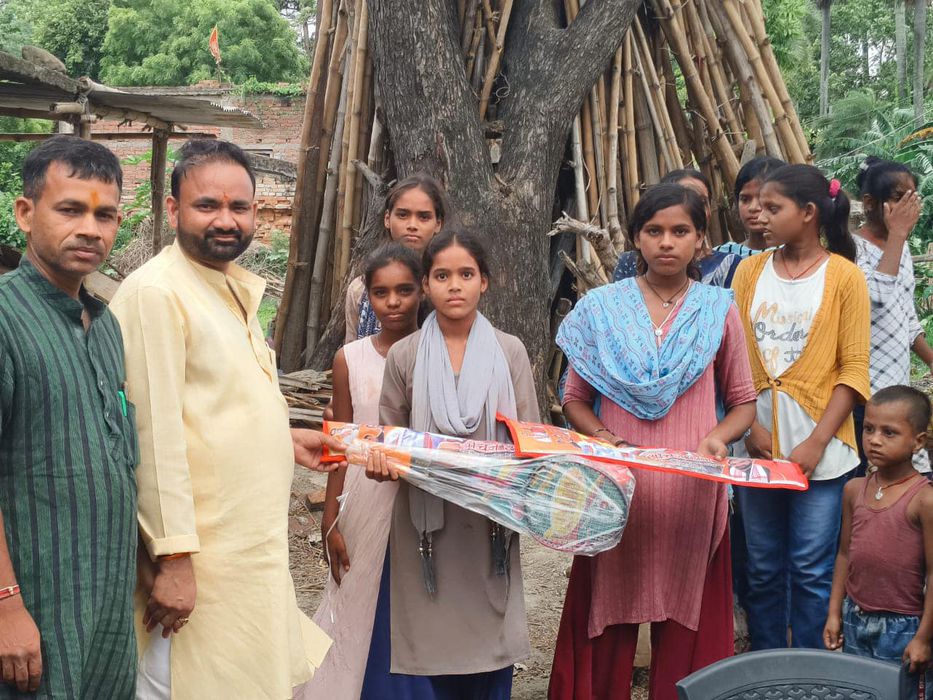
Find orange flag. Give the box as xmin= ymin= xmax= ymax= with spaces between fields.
xmin=209 ymin=25 xmax=221 ymax=65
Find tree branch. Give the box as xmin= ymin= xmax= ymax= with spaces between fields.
xmin=497 ymin=0 xmax=639 ymax=186
xmin=368 ymin=0 xmax=493 ymax=208
xmin=547 ymin=212 xmax=620 ymax=272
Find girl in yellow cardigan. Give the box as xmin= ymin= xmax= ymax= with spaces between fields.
xmin=732 ymin=164 xmax=870 ymax=651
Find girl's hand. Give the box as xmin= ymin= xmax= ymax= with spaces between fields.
xmin=696 ymin=435 xmax=728 ymax=459
xmin=364 ymin=448 xmax=400 ymax=482
xmin=745 ymin=423 xmax=772 ymax=460
xmin=787 ymin=436 xmax=826 ymax=479
xmin=903 ymin=636 xmax=932 ymax=674
xmin=884 ymin=190 xmax=922 ymax=240
xmin=324 ymin=525 xmax=350 ymax=585
xmin=823 ymin=614 xmax=843 ymax=650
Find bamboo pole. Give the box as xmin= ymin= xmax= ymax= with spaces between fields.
xmin=274 ymin=0 xmax=334 ymax=357
xmin=579 ymin=96 xmax=600 ymax=223
xmin=705 ymin=0 xmax=781 ymax=159
xmin=680 ymin=0 xmax=742 ymax=147
xmin=337 ymin=1 xmax=368 ymax=288
xmin=353 ymin=45 xmax=374 ymax=233
xmin=307 ymin=54 xmax=351 ymax=351
xmin=461 ymin=0 xmax=479 ymax=55
xmin=622 ymin=30 xmax=640 ymax=214
xmin=720 ymin=0 xmax=804 ymax=163
xmin=743 ymin=0 xmax=811 ymax=161
xmin=633 ymin=19 xmax=679 ymax=170
xmin=633 ymin=77 xmax=661 ymax=187
xmin=479 ymin=0 xmax=514 ymax=120
xmin=480 ymin=0 xmax=497 ymax=48
xmin=332 ymin=1 xmax=360 ymax=303
xmin=659 ymin=45 xmax=695 ymax=164
xmin=650 ymin=0 xmax=740 ymax=183
xmin=465 ymin=6 xmax=484 ymax=80
xmin=606 ymin=47 xmax=623 ymax=244
xmin=589 ymin=85 xmax=608 ymax=226
xmin=632 ymin=45 xmax=674 ymax=174
xmin=570 ymin=116 xmax=592 ymax=263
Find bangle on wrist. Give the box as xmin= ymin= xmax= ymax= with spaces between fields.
xmin=593 ymin=428 xmax=614 ymax=438
xmin=0 ymin=584 xmax=21 ymax=601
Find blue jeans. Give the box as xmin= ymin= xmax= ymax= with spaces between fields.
xmin=735 ymin=473 xmax=848 ymax=649
xmin=844 ymin=597 xmax=933 ymax=700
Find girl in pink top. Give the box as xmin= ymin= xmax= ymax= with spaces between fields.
xmin=549 ymin=184 xmax=757 ymax=700
xmin=309 ymin=243 xmax=422 ymax=699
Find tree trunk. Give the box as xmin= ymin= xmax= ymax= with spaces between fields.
xmin=820 ymin=0 xmax=831 ymax=117
xmin=914 ymin=0 xmax=927 ymax=123
xmin=896 ymin=0 xmax=908 ymax=103
xmin=313 ymin=0 xmax=640 ymax=397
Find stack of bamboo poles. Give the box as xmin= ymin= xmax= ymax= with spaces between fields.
xmin=278 ymin=0 xmax=811 ymax=358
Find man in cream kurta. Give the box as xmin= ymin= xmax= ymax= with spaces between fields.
xmin=111 ymin=139 xmax=330 ymax=699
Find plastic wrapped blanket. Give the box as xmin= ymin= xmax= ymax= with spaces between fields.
xmin=324 ymin=422 xmax=635 ymax=555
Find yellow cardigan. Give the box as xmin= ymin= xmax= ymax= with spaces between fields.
xmin=732 ymin=251 xmax=871 ymax=458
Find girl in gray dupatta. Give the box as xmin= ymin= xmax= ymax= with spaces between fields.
xmin=361 ymin=230 xmax=539 ymax=700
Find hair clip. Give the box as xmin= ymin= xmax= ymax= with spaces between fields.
xmin=829 ymin=179 xmax=842 ymax=198
xmin=859 ymin=161 xmax=871 ymax=172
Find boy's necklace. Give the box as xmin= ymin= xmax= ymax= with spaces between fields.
xmin=873 ymin=472 xmax=919 ymax=501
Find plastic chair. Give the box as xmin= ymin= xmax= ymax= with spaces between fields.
xmin=675 ymin=648 xmax=911 ymax=700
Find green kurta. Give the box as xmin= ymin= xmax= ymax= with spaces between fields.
xmin=0 ymin=260 xmax=137 ymax=699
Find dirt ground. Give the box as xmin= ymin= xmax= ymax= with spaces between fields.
xmin=288 ymin=466 xmax=649 ymax=699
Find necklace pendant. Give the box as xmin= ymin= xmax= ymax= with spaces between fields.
xmin=874 ymin=488 xmax=884 ymax=501
xmin=662 ymin=302 xmax=671 ymax=308
xmin=654 ymin=328 xmax=663 ymax=337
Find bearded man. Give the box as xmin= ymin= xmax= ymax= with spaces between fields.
xmin=111 ymin=139 xmax=333 ymax=699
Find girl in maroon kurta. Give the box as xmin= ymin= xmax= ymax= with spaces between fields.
xmin=549 ymin=184 xmax=757 ymax=700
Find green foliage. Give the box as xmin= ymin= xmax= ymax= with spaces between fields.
xmin=115 ymin=148 xmax=176 ymax=251
xmin=0 ymin=0 xmax=35 ymax=55
xmin=0 ymin=118 xmax=53 ymax=251
xmin=244 ymin=230 xmax=290 ymax=279
xmin=100 ymin=0 xmax=308 ymax=86
xmin=258 ymin=297 xmax=279 ymax=336
xmin=32 ymin=0 xmax=110 ymax=78
xmin=234 ymin=78 xmax=304 ymax=97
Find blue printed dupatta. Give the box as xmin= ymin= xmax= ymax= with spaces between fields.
xmin=556 ymin=278 xmax=734 ymax=420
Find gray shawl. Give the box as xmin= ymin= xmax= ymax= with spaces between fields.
xmin=410 ymin=311 xmax=517 ymax=591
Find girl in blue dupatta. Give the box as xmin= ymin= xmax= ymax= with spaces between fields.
xmin=549 ymin=184 xmax=757 ymax=700
xmin=344 ymin=173 xmax=446 ymax=342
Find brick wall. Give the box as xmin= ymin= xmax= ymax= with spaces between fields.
xmin=97 ymin=82 xmax=303 ymax=242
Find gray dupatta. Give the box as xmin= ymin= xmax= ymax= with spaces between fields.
xmin=410 ymin=311 xmax=517 ymax=593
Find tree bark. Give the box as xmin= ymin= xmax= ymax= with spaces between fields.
xmin=320 ymin=0 xmax=640 ymax=400
xmin=914 ymin=0 xmax=927 ymax=123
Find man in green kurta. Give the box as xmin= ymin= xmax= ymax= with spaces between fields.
xmin=0 ymin=136 xmax=137 ymax=698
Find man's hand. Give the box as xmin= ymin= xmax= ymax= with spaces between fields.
xmin=144 ymin=556 xmax=196 ymax=639
xmin=324 ymin=524 xmax=351 ymax=585
xmin=292 ymin=429 xmax=345 ymax=472
xmin=823 ymin=613 xmax=843 ymax=650
xmin=745 ymin=422 xmax=773 ymax=460
xmin=883 ymin=190 xmax=922 ymax=240
xmin=0 ymin=598 xmax=42 ymax=692
xmin=904 ymin=636 xmax=932 ymax=674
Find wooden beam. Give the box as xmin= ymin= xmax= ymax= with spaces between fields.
xmin=150 ymin=128 xmax=170 ymax=258
xmin=0 ymin=132 xmax=216 ymax=142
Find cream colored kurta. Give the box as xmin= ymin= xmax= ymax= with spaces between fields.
xmin=111 ymin=243 xmax=329 ymax=700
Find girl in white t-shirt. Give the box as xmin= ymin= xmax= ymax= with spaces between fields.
xmin=732 ymin=164 xmax=871 ymax=652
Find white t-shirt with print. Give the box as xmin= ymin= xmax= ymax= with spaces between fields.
xmin=748 ymin=256 xmax=859 ymax=481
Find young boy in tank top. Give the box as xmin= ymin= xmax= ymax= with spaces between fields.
xmin=824 ymin=386 xmax=933 ymax=699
